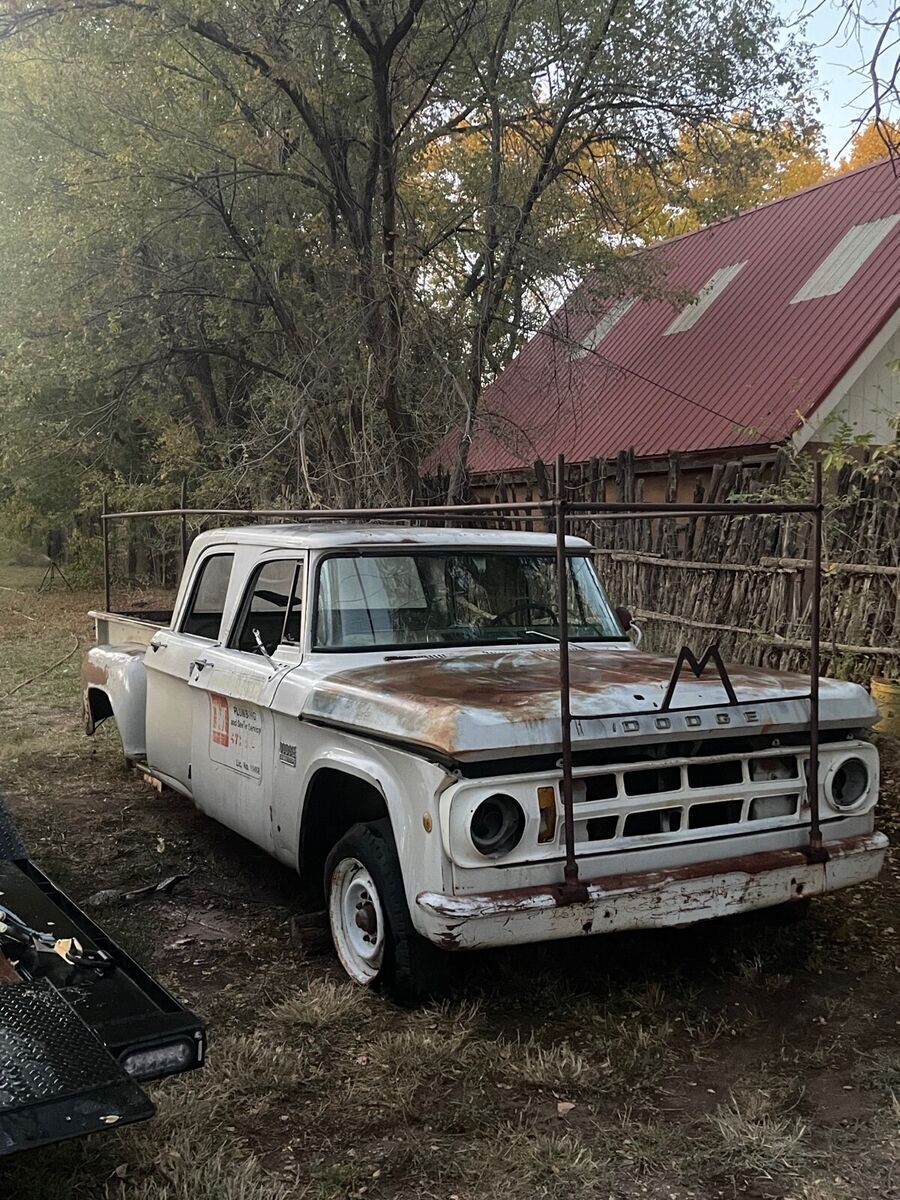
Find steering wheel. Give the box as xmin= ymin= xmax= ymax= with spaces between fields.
xmin=489 ymin=599 xmax=558 ymax=626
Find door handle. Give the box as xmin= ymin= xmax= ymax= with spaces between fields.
xmin=190 ymin=659 xmax=212 ymax=673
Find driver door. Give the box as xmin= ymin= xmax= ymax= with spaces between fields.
xmin=187 ymin=556 xmax=305 ymax=850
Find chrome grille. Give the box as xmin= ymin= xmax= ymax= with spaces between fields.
xmin=572 ymin=747 xmax=805 ymax=849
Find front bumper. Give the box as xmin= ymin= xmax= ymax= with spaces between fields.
xmin=416 ymin=832 xmax=888 ymax=950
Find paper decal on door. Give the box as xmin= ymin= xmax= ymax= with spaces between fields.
xmin=210 ymin=693 xmax=230 ymax=747
xmin=208 ymin=693 xmax=263 ymax=781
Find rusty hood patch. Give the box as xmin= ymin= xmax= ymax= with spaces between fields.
xmin=301 ymin=648 xmax=875 ymax=760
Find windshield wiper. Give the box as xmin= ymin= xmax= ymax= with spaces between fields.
xmin=524 ymin=629 xmax=583 ymax=650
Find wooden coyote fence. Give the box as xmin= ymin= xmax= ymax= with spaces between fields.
xmin=102 ymin=447 xmax=898 ymax=683
xmin=434 ymin=448 xmax=900 ymax=683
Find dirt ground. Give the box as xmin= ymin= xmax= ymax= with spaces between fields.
xmin=1 ymin=564 xmax=898 ymax=1200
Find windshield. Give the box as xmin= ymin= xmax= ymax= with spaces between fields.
xmin=313 ymin=552 xmax=623 ymax=651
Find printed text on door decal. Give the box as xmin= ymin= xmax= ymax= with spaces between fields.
xmin=208 ymin=694 xmax=263 ymax=781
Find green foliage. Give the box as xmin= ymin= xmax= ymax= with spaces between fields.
xmin=735 ymin=406 xmax=900 ymax=516
xmin=64 ymin=529 xmax=105 ymax=588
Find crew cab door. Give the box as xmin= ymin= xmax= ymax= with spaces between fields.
xmin=187 ymin=556 xmax=306 ymax=850
xmin=145 ymin=551 xmax=236 ymax=796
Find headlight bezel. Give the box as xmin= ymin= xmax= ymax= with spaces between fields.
xmin=824 ymin=753 xmax=872 ymax=813
xmin=444 ymin=779 xmax=549 ymax=867
xmin=469 ymin=793 xmax=526 ymax=858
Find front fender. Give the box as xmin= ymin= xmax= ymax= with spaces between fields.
xmin=82 ymin=644 xmax=148 ymax=759
xmin=298 ymin=745 xmax=389 ymax=803
xmin=285 ymin=728 xmax=456 ymax=918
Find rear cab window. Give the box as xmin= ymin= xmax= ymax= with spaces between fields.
xmin=179 ymin=554 xmax=235 ymax=640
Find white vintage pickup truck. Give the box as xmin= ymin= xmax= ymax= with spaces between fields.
xmin=82 ymin=524 xmax=885 ymax=997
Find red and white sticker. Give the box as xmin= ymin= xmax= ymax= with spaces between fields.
xmin=210 ymin=692 xmax=230 ymax=747
xmin=208 ymin=693 xmax=263 ymax=781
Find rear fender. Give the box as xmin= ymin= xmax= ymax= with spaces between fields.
xmin=82 ymin=644 xmax=147 ymax=759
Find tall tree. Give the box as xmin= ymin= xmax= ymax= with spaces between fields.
xmin=648 ymin=117 xmax=827 ymax=238
xmin=0 ymin=0 xmax=815 ymax=528
xmin=836 ymin=119 xmax=900 ymax=171
xmin=831 ymin=3 xmax=900 ymax=156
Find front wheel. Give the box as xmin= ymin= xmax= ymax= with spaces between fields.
xmin=325 ymin=819 xmax=450 ymax=1002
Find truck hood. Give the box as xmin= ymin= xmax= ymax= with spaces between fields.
xmin=301 ymin=647 xmax=876 ymax=761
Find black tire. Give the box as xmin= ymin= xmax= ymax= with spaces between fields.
xmin=769 ymin=898 xmax=812 ymax=926
xmin=324 ymin=819 xmax=451 ymax=1003
xmin=749 ymin=897 xmax=812 ymax=928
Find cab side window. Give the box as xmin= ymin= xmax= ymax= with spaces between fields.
xmin=231 ymin=559 xmax=305 ymax=655
xmin=180 ymin=554 xmax=235 ymax=640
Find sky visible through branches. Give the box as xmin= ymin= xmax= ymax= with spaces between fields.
xmin=792 ymin=0 xmax=899 ymax=157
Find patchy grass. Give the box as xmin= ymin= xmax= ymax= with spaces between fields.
xmin=268 ymin=976 xmax=373 ymax=1030
xmin=705 ymin=1087 xmax=810 ymax=1180
xmin=1 ymin=565 xmax=900 ymax=1199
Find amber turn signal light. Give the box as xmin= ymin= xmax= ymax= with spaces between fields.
xmin=537 ymin=786 xmax=557 ymax=843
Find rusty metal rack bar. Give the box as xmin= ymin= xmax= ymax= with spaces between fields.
xmin=100 ymin=501 xmax=556 ymax=521
xmin=552 ymin=453 xmax=826 ymax=884
xmin=101 ymin=500 xmax=816 ymax=521
xmin=101 ymin=453 xmax=827 ymax=894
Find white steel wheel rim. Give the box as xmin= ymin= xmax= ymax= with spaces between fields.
xmin=329 ymin=857 xmax=386 ymax=985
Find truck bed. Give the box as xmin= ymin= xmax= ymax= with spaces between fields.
xmin=89 ymin=609 xmax=172 ymax=648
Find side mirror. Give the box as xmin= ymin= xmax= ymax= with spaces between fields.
xmin=615 ymin=606 xmax=633 ymax=631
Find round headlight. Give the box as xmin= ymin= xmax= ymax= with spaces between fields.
xmin=470 ymin=794 xmax=525 ymax=857
xmin=829 ymin=757 xmax=869 ymax=810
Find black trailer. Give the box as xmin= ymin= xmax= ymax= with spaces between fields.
xmin=0 ymin=796 xmax=205 ymax=1156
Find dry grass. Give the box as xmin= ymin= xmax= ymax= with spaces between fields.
xmin=461 ymin=1127 xmax=611 ymax=1199
xmin=512 ymin=1040 xmax=592 ymax=1086
xmin=705 ymin=1088 xmax=810 ymax=1179
xmin=267 ymin=976 xmax=373 ymax=1030
xmin=2 ymin=565 xmax=900 ymax=1200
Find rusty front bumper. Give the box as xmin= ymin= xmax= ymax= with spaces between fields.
xmin=416 ymin=833 xmax=888 ymax=950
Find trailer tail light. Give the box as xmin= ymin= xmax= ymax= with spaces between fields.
xmin=537 ymin=787 xmax=557 ymax=843
xmin=121 ymin=1037 xmax=196 ymax=1080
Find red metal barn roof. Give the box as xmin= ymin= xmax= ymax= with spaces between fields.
xmin=428 ymin=159 xmax=900 ymax=475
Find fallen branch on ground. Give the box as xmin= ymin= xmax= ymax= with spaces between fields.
xmin=1 ymin=634 xmax=80 ymax=698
